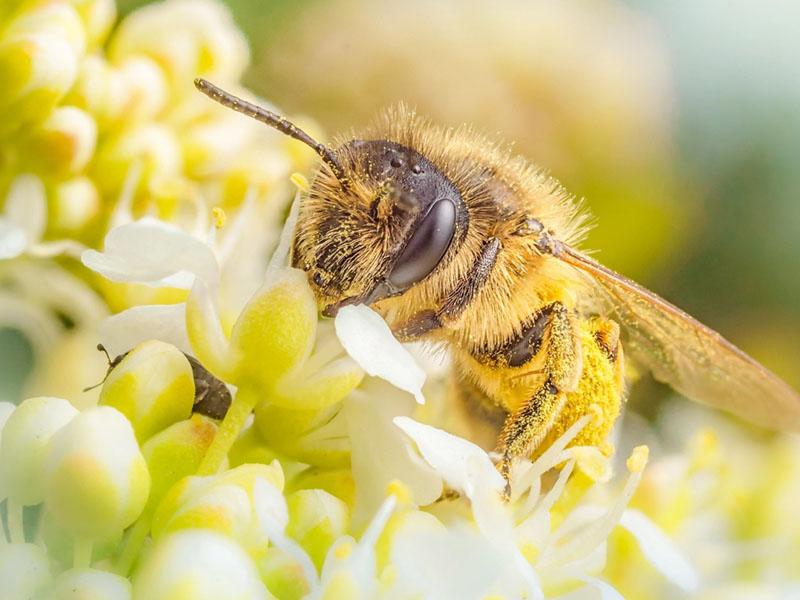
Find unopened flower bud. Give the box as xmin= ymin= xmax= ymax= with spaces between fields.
xmin=52 ymin=176 xmax=101 ymax=233
xmin=132 ymin=529 xmax=269 ymax=600
xmin=47 ymin=567 xmax=131 ymax=600
xmin=0 ymin=397 xmax=78 ymax=505
xmin=26 ymin=106 xmax=97 ymax=174
xmin=44 ymin=406 xmax=150 ymax=539
xmin=109 ymin=0 xmax=249 ymax=87
xmin=141 ymin=414 xmax=218 ymax=511
xmin=99 ymin=340 xmax=195 ymax=442
xmin=286 ymin=489 xmax=349 ymax=569
xmin=72 ymin=0 xmax=117 ymax=49
xmin=151 ymin=462 xmax=284 ymax=557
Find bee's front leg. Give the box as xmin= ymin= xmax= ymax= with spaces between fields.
xmin=496 ymin=303 xmax=582 ymax=499
xmin=392 ymin=237 xmax=502 ymax=342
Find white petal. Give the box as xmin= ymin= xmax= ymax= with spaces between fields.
xmin=268 ymin=192 xmax=301 ymax=270
xmin=344 ymin=383 xmax=441 ymax=527
xmin=393 ymin=416 xmax=504 ymax=496
xmin=5 ymin=175 xmax=46 ymax=242
xmin=334 ymin=305 xmax=426 ymax=404
xmin=0 ymin=221 xmax=28 ymax=259
xmin=577 ymin=576 xmax=626 ymax=600
xmin=620 ymin=509 xmax=699 ymax=593
xmin=82 ymin=217 xmax=219 ymax=287
xmin=98 ymin=303 xmax=191 ymax=357
xmin=392 ymin=523 xmax=504 ymax=600
xmin=252 ymin=477 xmax=319 ymax=589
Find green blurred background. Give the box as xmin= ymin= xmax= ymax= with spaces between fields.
xmin=4 ymin=0 xmax=799 ymax=407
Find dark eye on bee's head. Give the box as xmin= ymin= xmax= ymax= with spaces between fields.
xmin=346 ymin=140 xmax=462 ymax=303
xmin=386 ymin=196 xmax=456 ymax=290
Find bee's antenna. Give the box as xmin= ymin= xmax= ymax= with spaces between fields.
xmin=194 ymin=78 xmax=348 ymax=186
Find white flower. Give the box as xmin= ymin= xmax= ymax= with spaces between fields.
xmin=0 ymin=175 xmax=85 ymax=260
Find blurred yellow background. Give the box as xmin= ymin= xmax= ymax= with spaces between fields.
xmin=4 ymin=0 xmax=799 ymax=405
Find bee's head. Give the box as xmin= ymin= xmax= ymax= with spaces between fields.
xmin=293 ymin=139 xmax=464 ymax=316
xmin=192 ymin=79 xmax=464 ymax=316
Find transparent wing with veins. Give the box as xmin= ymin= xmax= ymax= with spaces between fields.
xmin=558 ymin=244 xmax=800 ymax=432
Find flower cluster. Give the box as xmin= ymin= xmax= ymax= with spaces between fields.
xmin=0 ymin=0 xmax=311 ymax=405
xmin=0 ymin=184 xmax=696 ymax=598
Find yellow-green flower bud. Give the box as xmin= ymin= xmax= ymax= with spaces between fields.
xmin=286 ymin=489 xmax=350 ymax=570
xmin=186 ymin=269 xmax=317 ymax=389
xmin=0 ymin=400 xmax=15 ymax=441
xmin=108 ymin=0 xmax=249 ymax=88
xmin=151 ymin=463 xmax=284 ymax=549
xmin=258 ymin=547 xmax=310 ymax=600
xmin=288 ymin=467 xmax=355 ymax=508
xmin=99 ymin=340 xmax=195 ymax=442
xmin=132 ymin=529 xmax=271 ymax=600
xmin=0 ymin=543 xmax=50 ymax=600
xmin=47 ymin=567 xmax=131 ymax=600
xmin=44 ymin=406 xmax=150 ymax=539
xmin=24 ymin=106 xmax=97 ymax=175
xmin=0 ymin=396 xmax=78 ymax=505
xmin=72 ymin=0 xmax=116 ymax=50
xmin=0 ymin=3 xmax=85 ymax=132
xmin=92 ymin=124 xmax=181 ymax=196
xmin=141 ymin=414 xmax=218 ymax=512
xmin=52 ymin=176 xmax=101 ymax=233
xmin=228 ymin=269 xmax=317 ymax=388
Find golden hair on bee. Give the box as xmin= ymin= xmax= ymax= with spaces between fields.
xmin=195 ymin=78 xmax=800 ymax=498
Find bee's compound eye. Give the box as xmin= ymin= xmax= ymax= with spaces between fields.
xmin=387 ymin=198 xmax=456 ymax=290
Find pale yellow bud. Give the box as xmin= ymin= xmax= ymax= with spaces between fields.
xmin=47 ymin=567 xmax=131 ymax=600
xmin=0 ymin=396 xmax=79 ymax=505
xmin=52 ymin=176 xmax=101 ymax=232
xmin=26 ymin=106 xmax=97 ymax=174
xmin=99 ymin=340 xmax=195 ymax=442
xmin=132 ymin=530 xmax=270 ymax=600
xmin=109 ymin=0 xmax=249 ymax=87
xmin=93 ymin=124 xmax=181 ymax=195
xmin=72 ymin=0 xmax=117 ymax=49
xmin=44 ymin=406 xmax=150 ymax=539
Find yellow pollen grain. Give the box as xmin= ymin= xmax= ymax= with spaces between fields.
xmin=334 ymin=542 xmax=353 ymax=561
xmin=212 ymin=207 xmax=227 ymax=229
xmin=627 ymin=445 xmax=649 ymax=473
xmin=290 ymin=172 xmax=310 ymax=192
xmin=386 ymin=479 xmax=411 ymax=505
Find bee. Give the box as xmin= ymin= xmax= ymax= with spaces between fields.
xmin=195 ymin=79 xmax=800 ymax=492
xmin=86 ymin=344 xmax=232 ymax=420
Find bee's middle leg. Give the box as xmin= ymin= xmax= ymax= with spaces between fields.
xmin=495 ymin=302 xmax=582 ymax=497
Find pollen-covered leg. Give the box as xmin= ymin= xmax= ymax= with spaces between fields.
xmin=497 ymin=379 xmax=566 ymax=497
xmin=495 ymin=302 xmax=582 ymax=497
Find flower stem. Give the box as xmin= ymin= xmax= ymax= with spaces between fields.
xmin=197 ymin=385 xmax=260 ymax=475
xmin=114 ymin=515 xmax=151 ymax=577
xmin=6 ymin=499 xmax=25 ymax=544
xmin=73 ymin=537 xmax=93 ymax=569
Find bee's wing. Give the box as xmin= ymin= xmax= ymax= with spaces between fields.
xmin=558 ymin=244 xmax=800 ymax=431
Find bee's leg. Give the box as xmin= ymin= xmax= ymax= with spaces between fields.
xmin=496 ymin=303 xmax=582 ymax=498
xmin=392 ymin=237 xmax=501 ymax=341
